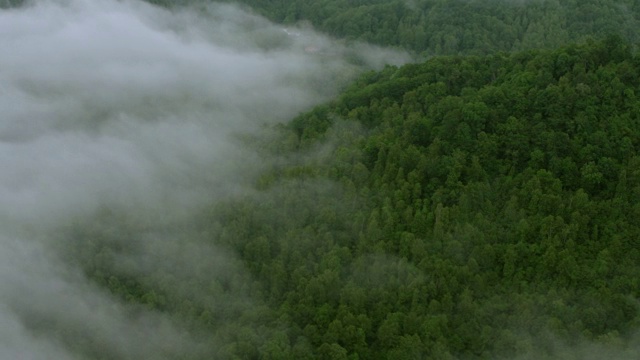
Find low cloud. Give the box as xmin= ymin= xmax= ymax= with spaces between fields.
xmin=0 ymin=0 xmax=409 ymax=358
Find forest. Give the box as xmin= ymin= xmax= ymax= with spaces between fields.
xmin=98 ymin=35 xmax=640 ymax=359
xmin=2 ymin=0 xmax=640 ymax=359
xmin=214 ymin=0 xmax=640 ymax=56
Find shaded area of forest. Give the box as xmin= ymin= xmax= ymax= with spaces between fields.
xmin=208 ymin=0 xmax=640 ymax=56
xmin=8 ymin=0 xmax=640 ymax=57
xmin=63 ymin=36 xmax=640 ymax=359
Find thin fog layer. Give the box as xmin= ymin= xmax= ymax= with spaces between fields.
xmin=0 ymin=0 xmax=408 ymax=358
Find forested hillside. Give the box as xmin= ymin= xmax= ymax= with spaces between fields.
xmin=64 ymin=36 xmax=640 ymax=359
xmin=215 ymin=0 xmax=640 ymax=56
xmin=5 ymin=0 xmax=639 ymax=359
xmin=7 ymin=0 xmax=640 ymax=56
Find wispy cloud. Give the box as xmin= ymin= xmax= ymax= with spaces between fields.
xmin=0 ymin=0 xmax=409 ymax=358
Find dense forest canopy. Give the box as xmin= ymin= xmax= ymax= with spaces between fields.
xmin=7 ymin=0 xmax=640 ymax=55
xmin=225 ymin=36 xmax=640 ymax=359
xmin=66 ymin=36 xmax=640 ymax=358
xmin=2 ymin=0 xmax=640 ymax=359
xmin=209 ymin=0 xmax=640 ymax=56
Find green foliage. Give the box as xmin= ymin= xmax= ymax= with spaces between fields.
xmin=198 ymin=36 xmax=639 ymax=358
xmin=209 ymin=0 xmax=640 ymax=56
xmin=52 ymin=23 xmax=640 ymax=360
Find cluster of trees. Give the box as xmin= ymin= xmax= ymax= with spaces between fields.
xmin=58 ymin=36 xmax=640 ymax=359
xmin=10 ymin=0 xmax=637 ymax=358
xmin=7 ymin=0 xmax=640 ymax=58
xmin=212 ymin=0 xmax=640 ymax=56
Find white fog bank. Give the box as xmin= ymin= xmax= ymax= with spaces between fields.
xmin=0 ymin=0 xmax=409 ymax=358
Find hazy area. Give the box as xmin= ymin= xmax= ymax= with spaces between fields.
xmin=0 ymin=0 xmax=408 ymax=358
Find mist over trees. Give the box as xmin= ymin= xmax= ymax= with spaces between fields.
xmin=0 ymin=0 xmax=402 ymax=358
xmin=2 ymin=0 xmax=640 ymax=359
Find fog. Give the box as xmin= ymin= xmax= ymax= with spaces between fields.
xmin=0 ymin=0 xmax=409 ymax=358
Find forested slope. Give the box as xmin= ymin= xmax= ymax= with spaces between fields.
xmin=9 ymin=0 xmax=640 ymax=57
xmin=63 ymin=36 xmax=640 ymax=359
xmin=8 ymin=0 xmax=636 ymax=359
xmin=5 ymin=0 xmax=640 ymax=359
xmin=213 ymin=0 xmax=640 ymax=56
